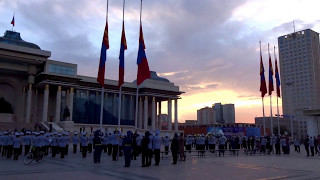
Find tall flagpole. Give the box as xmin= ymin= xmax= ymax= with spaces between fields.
xmin=260 ymin=42 xmax=266 ymax=136
xmin=275 ymin=46 xmax=280 ymax=135
xmin=118 ymin=0 xmax=126 ymax=129
xmin=135 ymin=0 xmax=143 ymax=130
xmin=269 ymin=44 xmax=273 ymax=136
xmin=99 ymin=0 xmax=109 ymax=130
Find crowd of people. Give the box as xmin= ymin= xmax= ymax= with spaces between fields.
xmin=0 ymin=129 xmax=319 ymax=167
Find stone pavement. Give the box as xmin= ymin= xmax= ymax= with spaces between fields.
xmin=0 ymin=149 xmax=319 ymax=180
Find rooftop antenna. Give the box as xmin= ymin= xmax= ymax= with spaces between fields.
xmin=293 ymin=20 xmax=296 ymax=33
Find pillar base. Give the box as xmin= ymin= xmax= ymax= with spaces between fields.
xmin=58 ymin=121 xmax=75 ymax=131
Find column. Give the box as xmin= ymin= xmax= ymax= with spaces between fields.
xmin=152 ymin=97 xmax=156 ymax=131
xmin=20 ymin=87 xmax=26 ymax=123
xmin=55 ymin=86 xmax=62 ymax=122
xmin=68 ymin=87 xmax=74 ymax=121
xmin=139 ymin=97 xmax=143 ymax=129
xmin=144 ymin=96 xmax=148 ymax=130
xmin=168 ymin=99 xmax=172 ymax=130
xmin=42 ymin=84 xmax=49 ymax=122
xmin=130 ymin=96 xmax=134 ymax=120
xmin=113 ymin=94 xmax=117 ymax=116
xmin=158 ymin=101 xmax=162 ymax=130
xmin=174 ymin=99 xmax=178 ymax=132
xmin=121 ymin=95 xmax=126 ymax=120
xmin=33 ymin=89 xmax=38 ymax=122
xmin=25 ymin=84 xmax=32 ymax=123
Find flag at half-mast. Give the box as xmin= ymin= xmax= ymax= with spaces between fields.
xmin=11 ymin=15 xmax=15 ymax=26
xmin=97 ymin=20 xmax=109 ymax=86
xmin=275 ymin=53 xmax=281 ymax=98
xmin=260 ymin=49 xmax=267 ymax=97
xmin=268 ymin=45 xmax=274 ymax=95
xmin=118 ymin=21 xmax=127 ymax=87
xmin=136 ymin=24 xmax=151 ymax=85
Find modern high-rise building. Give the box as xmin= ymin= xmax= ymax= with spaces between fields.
xmin=213 ymin=103 xmax=223 ymax=124
xmin=278 ymin=29 xmax=320 ymax=137
xmin=197 ymin=103 xmax=235 ymax=125
xmin=222 ymin=104 xmax=235 ymax=124
xmin=197 ymin=107 xmax=215 ymax=125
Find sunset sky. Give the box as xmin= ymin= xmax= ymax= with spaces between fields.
xmin=1 ymin=0 xmax=320 ymax=123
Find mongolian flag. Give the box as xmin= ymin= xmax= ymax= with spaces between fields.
xmin=97 ymin=20 xmax=109 ymax=86
xmin=118 ymin=21 xmax=127 ymax=87
xmin=136 ymin=24 xmax=151 ymax=85
xmin=260 ymin=50 xmax=267 ymax=97
xmin=275 ymin=54 xmax=281 ymax=98
xmin=268 ymin=47 xmax=274 ymax=95
xmin=11 ymin=15 xmax=15 ymax=26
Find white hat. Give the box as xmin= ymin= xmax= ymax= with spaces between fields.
xmin=20 ymin=132 xmax=24 ymax=136
xmin=15 ymin=132 xmax=20 ymax=136
xmin=40 ymin=131 xmax=45 ymax=134
xmin=74 ymin=132 xmax=78 ymax=135
xmin=82 ymin=132 xmax=86 ymax=136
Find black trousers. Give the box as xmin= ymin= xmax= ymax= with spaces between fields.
xmin=82 ymin=146 xmax=87 ymax=158
xmin=172 ymin=150 xmax=178 ymax=164
xmin=52 ymin=146 xmax=57 ymax=157
xmin=7 ymin=145 xmax=13 ymax=159
xmin=165 ymin=146 xmax=169 ymax=155
xmin=305 ymin=145 xmax=310 ymax=156
xmin=88 ymin=144 xmax=92 ymax=153
xmin=103 ymin=145 xmax=108 ymax=153
xmin=13 ymin=148 xmax=20 ymax=160
xmin=107 ymin=144 xmax=112 ymax=155
xmin=25 ymin=145 xmax=31 ymax=156
xmin=73 ymin=144 xmax=77 ymax=153
xmin=94 ymin=145 xmax=102 ymax=163
xmin=147 ymin=149 xmax=153 ymax=166
xmin=310 ymin=146 xmax=314 ymax=156
xmin=154 ymin=149 xmax=160 ymax=165
xmin=141 ymin=150 xmax=148 ymax=166
xmin=112 ymin=145 xmax=118 ymax=161
xmin=60 ymin=147 xmax=65 ymax=158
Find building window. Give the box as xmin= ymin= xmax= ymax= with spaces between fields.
xmin=48 ymin=64 xmax=76 ymax=76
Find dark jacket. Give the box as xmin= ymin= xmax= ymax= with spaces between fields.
xmin=171 ymin=137 xmax=179 ymax=152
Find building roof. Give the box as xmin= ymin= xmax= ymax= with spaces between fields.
xmin=0 ymin=30 xmax=41 ymax=50
xmin=133 ymin=71 xmax=170 ymax=83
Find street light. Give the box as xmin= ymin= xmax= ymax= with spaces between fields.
xmin=285 ymin=82 xmax=294 ymax=138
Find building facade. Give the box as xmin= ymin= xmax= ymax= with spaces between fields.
xmin=222 ymin=104 xmax=235 ymax=124
xmin=197 ymin=103 xmax=235 ymax=125
xmin=278 ymin=29 xmax=320 ymax=137
xmin=197 ymin=107 xmax=214 ymax=125
xmin=0 ymin=30 xmax=184 ymax=132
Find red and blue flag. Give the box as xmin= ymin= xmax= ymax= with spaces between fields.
xmin=11 ymin=15 xmax=15 ymax=26
xmin=97 ymin=20 xmax=109 ymax=86
xmin=260 ymin=50 xmax=267 ymax=97
xmin=136 ymin=24 xmax=150 ymax=85
xmin=268 ymin=46 xmax=274 ymax=95
xmin=275 ymin=54 xmax=281 ymax=98
xmin=118 ymin=21 xmax=127 ymax=87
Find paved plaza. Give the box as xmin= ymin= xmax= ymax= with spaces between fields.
xmin=0 ymin=149 xmax=319 ymax=180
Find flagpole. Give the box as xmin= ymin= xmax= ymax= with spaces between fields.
xmin=274 ymin=46 xmax=280 ymax=135
xmin=262 ymin=97 xmax=266 ymax=136
xmin=268 ymin=44 xmax=273 ymax=136
xmin=135 ymin=87 xmax=139 ymax=129
xmin=99 ymin=0 xmax=108 ymax=130
xmin=100 ymin=87 xmax=104 ymax=130
xmin=118 ymin=86 xmax=122 ymax=129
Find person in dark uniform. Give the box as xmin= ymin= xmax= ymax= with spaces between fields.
xmin=131 ymin=132 xmax=138 ymax=160
xmin=122 ymin=131 xmax=133 ymax=167
xmin=141 ymin=131 xmax=150 ymax=167
xmin=171 ymin=133 xmax=179 ymax=164
xmin=304 ymin=136 xmax=310 ymax=157
xmin=93 ymin=130 xmax=102 ymax=163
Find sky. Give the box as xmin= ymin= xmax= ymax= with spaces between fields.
xmin=1 ymin=0 xmax=320 ymax=123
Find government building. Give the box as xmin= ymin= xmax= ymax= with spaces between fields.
xmin=0 ymin=30 xmax=183 ymax=133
